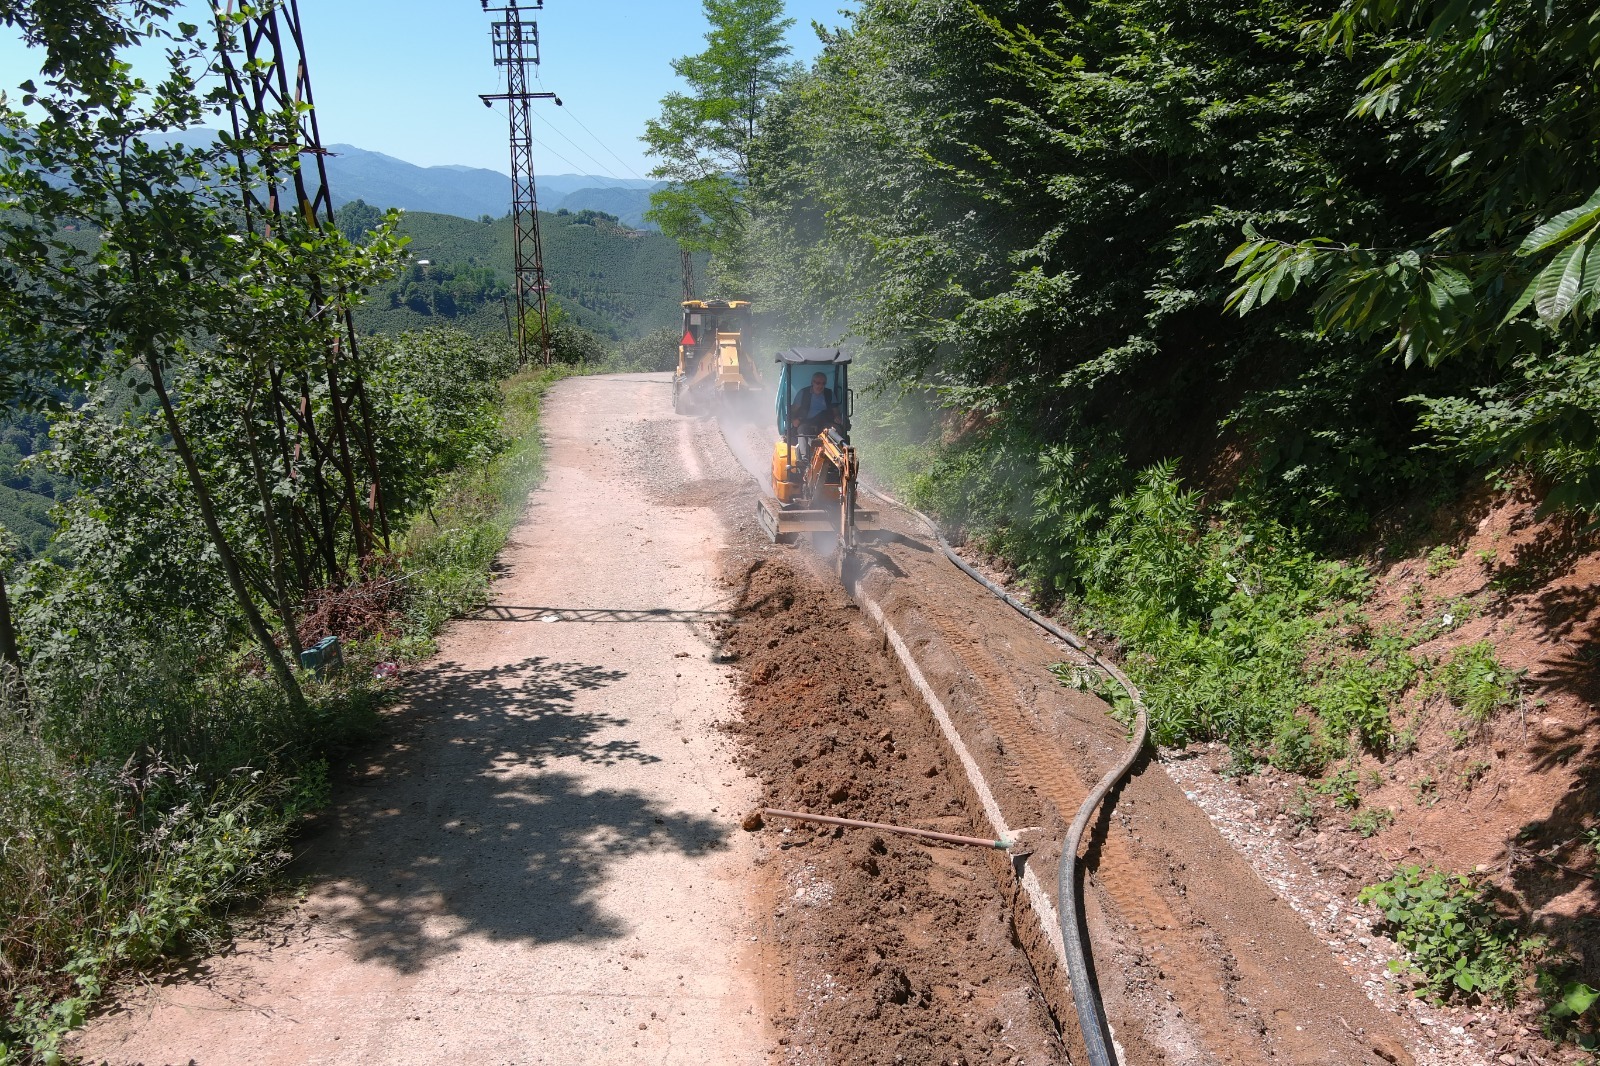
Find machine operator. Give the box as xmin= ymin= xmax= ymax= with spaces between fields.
xmin=787 ymin=371 xmax=840 ymax=443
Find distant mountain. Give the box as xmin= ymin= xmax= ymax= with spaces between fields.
xmin=136 ymin=129 xmax=664 ymax=226
xmin=537 ymin=173 xmax=657 ymax=204
xmin=553 ymin=184 xmax=662 ymax=230
xmin=323 ymin=144 xmax=510 ymax=219
xmin=324 ymin=150 xmax=663 ymax=225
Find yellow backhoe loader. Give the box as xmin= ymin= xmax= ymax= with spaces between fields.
xmin=756 ymin=348 xmax=878 ymax=572
xmin=673 ymin=299 xmax=760 ymax=413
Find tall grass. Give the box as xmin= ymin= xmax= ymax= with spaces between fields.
xmin=399 ymin=366 xmax=569 ymax=640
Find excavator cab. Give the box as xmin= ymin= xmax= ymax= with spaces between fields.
xmin=758 ymin=348 xmax=877 ymax=571
xmin=776 ymin=355 xmax=851 ymax=445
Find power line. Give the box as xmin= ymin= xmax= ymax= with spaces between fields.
xmin=556 ymin=104 xmax=652 ymax=184
xmin=483 ymin=100 xmax=618 ymax=193
xmin=531 ymin=70 xmax=652 ymax=185
xmin=529 ymin=108 xmax=635 ymax=189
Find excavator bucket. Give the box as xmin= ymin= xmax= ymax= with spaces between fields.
xmin=756 ymin=496 xmax=879 ymax=544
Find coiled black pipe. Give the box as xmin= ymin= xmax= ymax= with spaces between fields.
xmin=860 ymin=486 xmax=1147 ymax=1066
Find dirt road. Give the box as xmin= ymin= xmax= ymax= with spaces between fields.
xmin=74 ymin=371 xmax=1442 ymax=1066
xmin=73 ymin=374 xmax=770 ymax=1065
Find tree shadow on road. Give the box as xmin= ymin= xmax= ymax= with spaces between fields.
xmin=290 ymin=655 xmax=729 ymax=975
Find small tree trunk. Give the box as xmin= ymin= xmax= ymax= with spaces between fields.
xmin=146 ymin=355 xmax=306 ymax=708
xmin=241 ymin=402 xmax=304 ymax=661
xmin=0 ymin=568 xmax=24 ymax=695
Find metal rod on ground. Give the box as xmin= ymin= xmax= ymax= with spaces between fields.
xmin=759 ymin=807 xmax=1010 ymax=850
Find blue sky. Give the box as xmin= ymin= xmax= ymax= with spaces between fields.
xmin=0 ymin=1 xmax=853 ymax=179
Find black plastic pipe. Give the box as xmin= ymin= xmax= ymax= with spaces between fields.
xmin=860 ymin=487 xmax=1147 ymax=1066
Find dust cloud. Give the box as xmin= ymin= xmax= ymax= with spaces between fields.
xmin=713 ymin=399 xmax=774 ymax=487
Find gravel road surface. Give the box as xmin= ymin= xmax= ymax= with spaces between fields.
xmin=72 ymin=374 xmax=769 ymax=1065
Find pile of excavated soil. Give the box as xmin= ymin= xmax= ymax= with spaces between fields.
xmin=713 ymin=554 xmax=1064 ymax=1066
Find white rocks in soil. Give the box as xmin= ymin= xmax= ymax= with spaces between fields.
xmin=1160 ymin=743 xmax=1496 ymax=1066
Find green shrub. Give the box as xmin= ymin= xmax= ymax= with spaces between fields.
xmin=1424 ymin=544 xmax=1459 ymax=577
xmin=1065 ymin=463 xmax=1368 ymax=753
xmin=1316 ymin=767 xmax=1363 ymax=810
xmin=603 ymin=326 xmax=680 ymax=373
xmin=1359 ymin=866 xmax=1532 ymax=1005
xmin=397 ymin=364 xmax=566 ymax=641
xmin=1267 ymin=712 xmax=1325 ymax=774
xmin=918 ymin=453 xmax=1457 ymax=772
xmin=0 ymin=353 xmax=569 ymax=1059
xmin=0 ymin=724 xmax=287 ymax=1062
xmin=1438 ymin=640 xmax=1519 ymax=724
xmin=1307 ymin=627 xmax=1419 ymax=756
xmin=1349 ymin=807 xmax=1394 ymax=837
xmin=1540 ymin=972 xmax=1600 ymax=1044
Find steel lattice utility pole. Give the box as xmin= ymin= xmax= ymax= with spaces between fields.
xmin=214 ymin=0 xmax=390 ymax=571
xmin=481 ymin=1 xmax=560 ymax=367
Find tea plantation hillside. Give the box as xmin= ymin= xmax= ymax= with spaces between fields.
xmin=352 ymin=207 xmax=700 ymax=341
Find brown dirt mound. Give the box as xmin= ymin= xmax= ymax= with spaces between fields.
xmin=714 ymin=555 xmax=1064 ymax=1065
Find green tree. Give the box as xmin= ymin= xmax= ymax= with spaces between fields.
xmin=336 ymin=197 xmax=386 ymax=244
xmin=742 ymin=0 xmax=1457 ymax=535
xmin=0 ymin=5 xmax=403 ymax=704
xmin=0 ymin=1 xmax=171 ymax=99
xmin=1224 ymin=1 xmax=1600 ymax=510
xmin=643 ymin=0 xmax=796 ymax=277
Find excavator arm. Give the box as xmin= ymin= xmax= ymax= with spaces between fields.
xmin=758 ymin=427 xmax=874 ymax=570
xmin=803 ymin=429 xmax=859 ymax=556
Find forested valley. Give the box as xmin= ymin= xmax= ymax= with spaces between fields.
xmin=339 ymin=201 xmax=701 ymax=344
xmin=642 ymin=0 xmax=1600 ymax=1048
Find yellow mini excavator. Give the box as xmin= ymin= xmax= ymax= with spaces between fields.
xmin=673 ymin=299 xmax=760 ymax=413
xmin=756 ymin=348 xmax=878 ymax=572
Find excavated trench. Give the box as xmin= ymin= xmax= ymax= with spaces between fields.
xmin=710 ymin=411 xmax=1427 ymax=1066
xmin=713 ymin=554 xmax=1064 ymax=1064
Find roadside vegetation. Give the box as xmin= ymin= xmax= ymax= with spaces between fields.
xmin=646 ymin=0 xmax=1600 ymax=1044
xmin=0 ymin=7 xmax=588 ymax=1060
xmin=0 ymin=334 xmax=566 ymax=1062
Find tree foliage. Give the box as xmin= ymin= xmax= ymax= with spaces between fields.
xmin=1223 ymin=0 xmax=1600 ymax=509
xmin=742 ymin=0 xmax=1466 ymax=536
xmin=0 ymin=4 xmax=561 ymax=1051
xmin=731 ymin=0 xmax=1600 ymax=529
xmin=643 ymin=0 xmax=796 ymax=272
